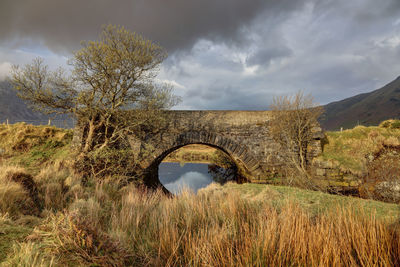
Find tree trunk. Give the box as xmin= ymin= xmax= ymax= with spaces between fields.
xmin=83 ymin=117 xmax=96 ymax=153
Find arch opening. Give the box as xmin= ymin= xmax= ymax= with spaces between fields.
xmin=148 ymin=143 xmax=247 ymax=195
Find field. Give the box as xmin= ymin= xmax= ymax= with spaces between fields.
xmin=0 ymin=122 xmax=400 ymax=266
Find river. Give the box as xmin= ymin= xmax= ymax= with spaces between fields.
xmin=158 ymin=162 xmax=236 ymax=195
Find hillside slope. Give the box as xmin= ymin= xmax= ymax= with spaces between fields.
xmin=0 ymin=81 xmax=73 ymax=127
xmin=0 ymin=81 xmax=49 ymax=123
xmin=321 ymin=77 xmax=400 ymax=130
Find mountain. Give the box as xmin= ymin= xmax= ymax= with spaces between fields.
xmin=2 ymin=76 xmax=400 ymax=131
xmin=0 ymin=80 xmax=47 ymax=122
xmin=0 ymin=80 xmax=73 ymax=128
xmin=321 ymin=77 xmax=400 ymax=131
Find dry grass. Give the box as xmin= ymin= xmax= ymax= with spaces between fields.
xmin=0 ymin=212 xmax=11 ymax=224
xmin=0 ymin=123 xmax=72 ymax=173
xmin=379 ymin=119 xmax=400 ymax=129
xmin=27 ymin=212 xmax=130 ymax=266
xmin=106 ymin=186 xmax=400 ymax=266
xmin=0 ymin=242 xmax=55 ymax=267
xmin=11 ymin=183 xmax=396 ymax=266
xmin=34 ymin=160 xmax=82 ymax=211
xmin=0 ymin=123 xmax=70 ymax=153
xmin=0 ymin=159 xmax=82 ymax=217
xmin=0 ymin=165 xmax=37 ymax=218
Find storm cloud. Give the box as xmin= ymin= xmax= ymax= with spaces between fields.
xmin=0 ymin=0 xmax=305 ymax=53
xmin=1 ymin=0 xmax=400 ymax=109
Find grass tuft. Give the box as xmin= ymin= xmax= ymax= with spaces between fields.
xmin=0 ymin=165 xmax=38 ymax=217
xmin=0 ymin=242 xmax=54 ymax=267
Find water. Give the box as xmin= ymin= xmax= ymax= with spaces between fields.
xmin=158 ymin=162 xmax=235 ymax=195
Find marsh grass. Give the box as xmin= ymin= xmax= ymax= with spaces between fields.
xmin=108 ymin=185 xmax=400 ymax=266
xmin=11 ymin=183 xmax=398 ymax=266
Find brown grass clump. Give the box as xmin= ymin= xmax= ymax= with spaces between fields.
xmin=0 ymin=180 xmax=34 ymax=218
xmin=108 ymin=186 xmax=400 ymax=266
xmin=34 ymin=160 xmax=82 ymax=211
xmin=0 ymin=160 xmax=82 ymax=217
xmin=4 ymin=182 xmax=400 ymax=266
xmin=0 ymin=165 xmax=40 ymax=217
xmin=30 ymin=212 xmax=131 ymax=266
xmin=6 ymin=171 xmax=41 ymax=210
xmin=0 ymin=242 xmax=55 ymax=267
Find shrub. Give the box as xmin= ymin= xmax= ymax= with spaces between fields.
xmin=74 ymin=147 xmax=137 ymax=182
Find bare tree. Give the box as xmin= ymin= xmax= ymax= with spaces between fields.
xmin=269 ymin=91 xmax=323 ymax=187
xmin=10 ymin=25 xmax=179 ymax=155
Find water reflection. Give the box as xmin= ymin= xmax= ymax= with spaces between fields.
xmin=159 ymin=162 xmax=235 ymax=195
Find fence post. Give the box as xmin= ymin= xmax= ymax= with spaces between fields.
xmin=48 ymin=119 xmax=51 ymax=126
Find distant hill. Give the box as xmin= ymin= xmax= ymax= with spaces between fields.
xmin=0 ymin=80 xmax=73 ymax=128
xmin=321 ymin=77 xmax=400 ymax=131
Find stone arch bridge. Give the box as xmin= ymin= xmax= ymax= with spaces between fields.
xmin=124 ymin=111 xmax=324 ymax=187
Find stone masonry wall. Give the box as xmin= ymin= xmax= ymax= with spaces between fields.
xmin=127 ymin=110 xmax=324 ymax=183
xmin=72 ymin=110 xmax=325 ymax=184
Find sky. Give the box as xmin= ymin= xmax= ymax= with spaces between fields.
xmin=1 ymin=0 xmax=400 ymax=109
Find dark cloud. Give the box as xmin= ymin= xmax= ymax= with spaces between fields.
xmin=2 ymin=0 xmax=400 ymax=109
xmin=246 ymin=46 xmax=292 ymax=66
xmin=0 ymin=0 xmax=305 ymax=53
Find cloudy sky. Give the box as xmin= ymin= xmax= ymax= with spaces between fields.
xmin=1 ymin=0 xmax=400 ymax=109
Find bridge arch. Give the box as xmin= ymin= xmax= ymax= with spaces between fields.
xmin=141 ymin=131 xmax=265 ymax=189
xmin=72 ymin=110 xmax=324 ymax=188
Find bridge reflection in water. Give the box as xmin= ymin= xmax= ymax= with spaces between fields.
xmin=158 ymin=144 xmax=239 ymax=194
